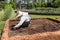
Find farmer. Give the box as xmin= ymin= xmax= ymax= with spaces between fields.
xmin=12 ymin=10 xmax=31 ymax=30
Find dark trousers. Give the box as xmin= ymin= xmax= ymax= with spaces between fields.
xmin=19 ymin=21 xmax=30 ymax=28
xmin=11 ymin=21 xmax=30 ymax=30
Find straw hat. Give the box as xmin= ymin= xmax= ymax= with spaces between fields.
xmin=17 ymin=11 xmax=23 ymax=16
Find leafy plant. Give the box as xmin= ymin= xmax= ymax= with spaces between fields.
xmin=0 ymin=1 xmax=6 ymax=9
xmin=28 ymin=2 xmax=35 ymax=9
xmin=0 ymin=21 xmax=5 ymax=37
xmin=28 ymin=2 xmax=47 ymax=8
xmin=34 ymin=2 xmax=41 ymax=7
xmin=10 ymin=1 xmax=16 ymax=9
xmin=2 ymin=4 xmax=12 ymax=21
xmin=54 ymin=0 xmax=60 ymax=7
xmin=0 ymin=8 xmax=2 ymax=11
xmin=41 ymin=2 xmax=47 ymax=7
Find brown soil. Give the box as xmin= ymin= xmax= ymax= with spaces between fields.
xmin=9 ymin=31 xmax=60 ymax=40
xmin=8 ymin=18 xmax=60 ymax=37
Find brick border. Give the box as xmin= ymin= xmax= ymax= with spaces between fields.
xmin=1 ymin=19 xmax=9 ymax=40
xmin=1 ymin=18 xmax=60 ymax=40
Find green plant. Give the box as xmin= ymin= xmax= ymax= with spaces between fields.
xmin=28 ymin=2 xmax=35 ymax=9
xmin=10 ymin=1 xmax=16 ymax=9
xmin=0 ymin=1 xmax=6 ymax=9
xmin=2 ymin=4 xmax=12 ymax=21
xmin=0 ymin=8 xmax=2 ymax=11
xmin=0 ymin=21 xmax=5 ymax=37
xmin=34 ymin=2 xmax=41 ymax=7
xmin=41 ymin=2 xmax=47 ymax=7
xmin=28 ymin=2 xmax=47 ymax=8
xmin=53 ymin=0 xmax=60 ymax=7
xmin=5 ymin=4 xmax=12 ymax=9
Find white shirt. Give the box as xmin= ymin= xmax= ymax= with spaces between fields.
xmin=14 ymin=11 xmax=31 ymax=28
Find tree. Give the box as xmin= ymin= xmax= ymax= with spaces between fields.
xmin=2 ymin=4 xmax=12 ymax=21
xmin=54 ymin=0 xmax=60 ymax=7
xmin=10 ymin=0 xmax=16 ymax=9
xmin=35 ymin=0 xmax=39 ymax=2
xmin=0 ymin=1 xmax=6 ymax=8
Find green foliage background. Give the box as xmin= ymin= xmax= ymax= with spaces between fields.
xmin=2 ymin=4 xmax=12 ymax=21
xmin=54 ymin=0 xmax=60 ymax=7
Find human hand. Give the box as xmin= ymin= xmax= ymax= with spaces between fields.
xmin=11 ymin=27 xmax=17 ymax=30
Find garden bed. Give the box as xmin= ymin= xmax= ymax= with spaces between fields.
xmin=1 ymin=18 xmax=60 ymax=40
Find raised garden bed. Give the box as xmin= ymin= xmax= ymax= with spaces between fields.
xmin=1 ymin=18 xmax=60 ymax=40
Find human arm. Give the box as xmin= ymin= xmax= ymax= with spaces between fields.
xmin=14 ymin=17 xmax=26 ymax=28
xmin=16 ymin=13 xmax=21 ymax=18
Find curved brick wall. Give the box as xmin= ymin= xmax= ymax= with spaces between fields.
xmin=1 ymin=18 xmax=60 ymax=40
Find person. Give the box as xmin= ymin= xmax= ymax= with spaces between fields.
xmin=12 ymin=10 xmax=31 ymax=30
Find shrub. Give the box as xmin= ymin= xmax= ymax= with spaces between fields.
xmin=0 ymin=8 xmax=2 ymax=11
xmin=53 ymin=0 xmax=60 ymax=7
xmin=0 ymin=1 xmax=6 ymax=9
xmin=41 ymin=2 xmax=47 ymax=7
xmin=2 ymin=4 xmax=12 ymax=21
xmin=28 ymin=2 xmax=41 ymax=9
xmin=28 ymin=2 xmax=47 ymax=8
xmin=5 ymin=4 xmax=12 ymax=9
xmin=10 ymin=2 xmax=16 ymax=9
xmin=34 ymin=2 xmax=41 ymax=7
xmin=28 ymin=2 xmax=35 ymax=9
xmin=0 ymin=21 xmax=5 ymax=37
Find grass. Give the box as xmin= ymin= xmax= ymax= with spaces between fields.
xmin=0 ymin=21 xmax=5 ymax=37
xmin=10 ymin=14 xmax=60 ymax=20
xmin=29 ymin=14 xmax=60 ymax=19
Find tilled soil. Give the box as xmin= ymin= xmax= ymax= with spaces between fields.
xmin=8 ymin=18 xmax=60 ymax=37
xmin=9 ymin=31 xmax=60 ymax=40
